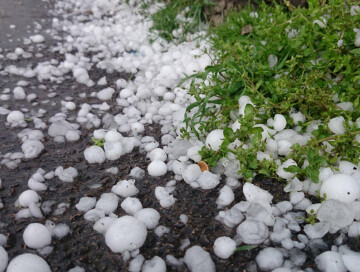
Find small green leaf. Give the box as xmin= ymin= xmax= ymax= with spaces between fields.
xmin=234 ymin=245 xmax=258 ymax=252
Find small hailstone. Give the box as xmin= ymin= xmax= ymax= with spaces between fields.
xmin=316 ymin=200 xmax=355 ymax=233
xmin=197 ymin=171 xmax=220 ymax=189
xmin=68 ymin=266 xmax=85 ymax=272
xmin=205 ymin=129 xmax=224 ymax=151
xmin=129 ymin=254 xmax=145 ymax=272
xmin=148 ymin=148 xmax=167 ymax=162
xmin=104 ymin=130 xmax=122 ymax=142
xmin=154 ymin=225 xmax=170 ymax=237
xmin=304 ymin=222 xmax=330 ymax=239
xmin=93 ymin=217 xmax=116 ymax=234
xmin=256 ymin=247 xmax=284 ymax=271
xmin=55 ymin=166 xmax=78 ymax=182
xmin=148 ymin=160 xmax=167 ymax=177
xmin=13 ymin=87 xmax=26 ymax=100
xmin=105 ymin=216 xmax=147 ymax=253
xmin=97 ymin=87 xmax=115 ymax=101
xmin=155 ymin=187 xmax=176 ymax=208
xmin=6 ymin=253 xmax=51 ymax=272
xmin=121 ymin=197 xmax=143 ymax=215
xmin=184 ymin=246 xmax=215 ymax=272
xmin=268 ymin=54 xmax=278 ymax=68
xmin=289 ymin=191 xmax=305 ymax=205
xmin=30 ymin=34 xmax=45 ymax=43
xmin=328 ymin=116 xmax=346 ymax=135
xmin=112 ymin=179 xmax=139 ymax=198
xmin=0 ymin=246 xmax=8 ymax=272
xmin=129 ymin=167 xmax=145 ymax=180
xmin=243 ymin=183 xmax=273 ymax=203
xmin=134 ymin=208 xmax=160 ymax=229
xmin=104 ymin=142 xmax=123 ymax=160
xmin=236 ymin=219 xmax=269 ymax=244
xmin=76 ymin=197 xmax=96 ymax=212
xmin=23 ymin=223 xmax=52 ymax=249
xmin=342 ymin=255 xmax=360 ymax=272
xmin=65 ymin=130 xmax=80 ymax=142
xmin=97 ymin=76 xmax=107 ymax=86
xmin=22 ymin=140 xmax=44 ymax=159
xmin=180 ymin=214 xmax=188 ymax=224
xmin=29 ymin=202 xmax=43 ymax=218
xmin=84 ymin=146 xmax=105 ymax=164
xmin=320 ymin=174 xmax=360 ymax=202
xmin=142 ymin=256 xmax=166 ymax=272
xmin=216 ymin=186 xmax=234 ymax=207
xmin=53 ymin=224 xmax=70 ymax=239
xmin=277 ymin=159 xmax=297 ymax=180
xmin=84 ymin=209 xmax=105 ymax=222
xmin=182 ymin=164 xmax=202 ymax=184
xmin=187 ymin=145 xmax=202 ymax=162
xmin=95 ymin=193 xmax=119 ymax=215
xmin=315 ymin=251 xmax=346 ymax=272
xmin=18 ymin=190 xmax=40 ymax=207
xmin=213 ymin=236 xmax=236 ymax=259
xmin=7 ymin=111 xmax=24 ymax=124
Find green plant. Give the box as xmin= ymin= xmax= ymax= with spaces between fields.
xmin=234 ymin=245 xmax=258 ymax=252
xmin=148 ymin=0 xmax=214 ymax=42
xmin=181 ymin=0 xmax=360 ymax=182
xmin=92 ymin=137 xmax=105 ymax=147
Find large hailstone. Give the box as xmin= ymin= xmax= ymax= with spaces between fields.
xmin=0 ymin=246 xmax=8 ymax=272
xmin=105 ymin=216 xmax=147 ymax=253
xmin=7 ymin=111 xmax=24 ymax=124
xmin=21 ymin=140 xmax=44 ymax=159
xmin=84 ymin=146 xmax=105 ymax=164
xmin=104 ymin=142 xmax=123 ymax=160
xmin=147 ymin=160 xmax=167 ymax=177
xmin=205 ymin=129 xmax=224 ymax=151
xmin=134 ymin=208 xmax=161 ymax=229
xmin=236 ymin=219 xmax=269 ymax=244
xmin=23 ymin=223 xmax=52 ymax=249
xmin=6 ymin=253 xmax=51 ymax=272
xmin=320 ymin=174 xmax=360 ymax=202
xmin=213 ymin=236 xmax=236 ymax=259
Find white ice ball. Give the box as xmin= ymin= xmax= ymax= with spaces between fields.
xmin=148 ymin=148 xmax=167 ymax=162
xmin=105 ymin=216 xmax=147 ymax=253
xmin=104 ymin=142 xmax=123 ymax=160
xmin=0 ymin=246 xmax=8 ymax=272
xmin=142 ymin=256 xmax=166 ymax=272
xmin=328 ymin=116 xmax=346 ymax=135
xmin=213 ymin=236 xmax=236 ymax=259
xmin=273 ymin=114 xmax=287 ymax=132
xmin=7 ymin=111 xmax=24 ymax=124
xmin=148 ymin=160 xmax=167 ymax=177
xmin=21 ymin=140 xmax=44 ymax=159
xmin=320 ymin=174 xmax=360 ymax=202
xmin=104 ymin=130 xmax=123 ymax=142
xmin=84 ymin=146 xmax=105 ymax=164
xmin=18 ymin=190 xmax=40 ymax=207
xmin=205 ymin=129 xmax=224 ymax=151
xmin=134 ymin=208 xmax=160 ymax=229
xmin=7 ymin=253 xmax=51 ymax=272
xmin=121 ymin=197 xmax=143 ymax=215
xmin=23 ymin=223 xmax=52 ymax=249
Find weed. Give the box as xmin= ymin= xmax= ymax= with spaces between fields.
xmin=148 ymin=0 xmax=214 ymax=42
xmin=181 ymin=0 xmax=360 ymax=182
xmin=92 ymin=137 xmax=105 ymax=147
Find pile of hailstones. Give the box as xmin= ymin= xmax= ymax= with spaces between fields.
xmin=75 ymin=127 xmax=360 ymax=272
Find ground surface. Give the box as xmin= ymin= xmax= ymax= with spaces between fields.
xmin=1 ymin=1 xmax=359 ymax=272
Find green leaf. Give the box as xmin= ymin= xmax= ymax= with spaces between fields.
xmin=350 ymin=48 xmax=360 ymax=56
xmin=284 ymin=165 xmax=301 ymax=173
xmin=234 ymin=245 xmax=258 ymax=252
